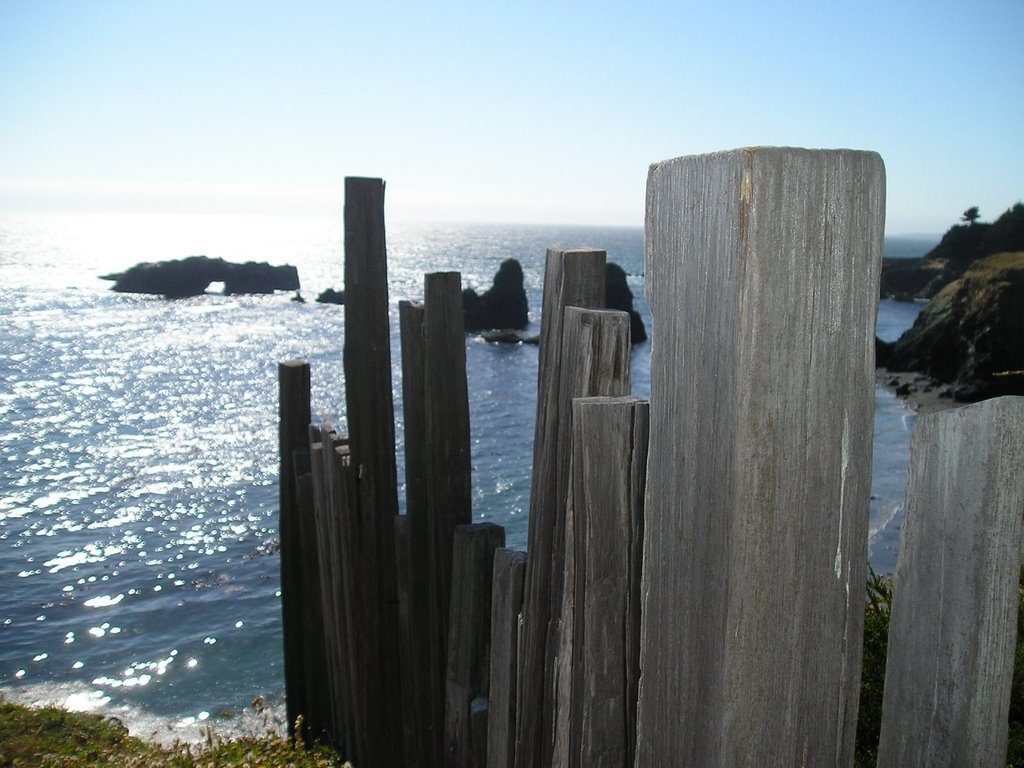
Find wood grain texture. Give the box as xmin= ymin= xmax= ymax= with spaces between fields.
xmin=278 ymin=360 xmax=311 ymax=739
xmin=306 ymin=428 xmax=342 ymax=745
xmin=552 ymin=396 xmax=648 ymax=768
xmin=445 ymin=523 xmax=507 ymax=768
xmin=636 ymin=148 xmax=885 ymax=767
xmin=342 ymin=177 xmax=404 ymax=767
xmin=398 ymin=299 xmax=442 ymax=767
xmin=487 ymin=549 xmax=527 ymax=768
xmin=424 ymin=272 xmax=473 ymax=645
xmin=877 ymin=396 xmax=1024 ymax=767
xmin=421 ymin=272 xmax=473 ymax=766
xmin=515 ymin=250 xmax=607 ymax=768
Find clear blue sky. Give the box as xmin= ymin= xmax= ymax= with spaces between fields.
xmin=1 ymin=0 xmax=1021 ymax=233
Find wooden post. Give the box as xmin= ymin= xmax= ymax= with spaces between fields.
xmin=309 ymin=425 xmax=352 ymax=751
xmin=425 ymin=272 xmax=473 ymax=632
xmin=876 ymin=396 xmax=1024 ymax=767
xmin=446 ymin=522 xmax=507 ymax=768
xmin=398 ymin=299 xmax=441 ymax=766
xmin=323 ymin=433 xmax=366 ymax=761
xmin=552 ymin=396 xmax=648 ymax=768
xmin=292 ymin=447 xmax=331 ymax=743
xmin=278 ymin=359 xmax=311 ymax=740
xmin=487 ymin=549 xmax=527 ymax=768
xmin=636 ymin=148 xmax=885 ymax=766
xmin=343 ymin=177 xmax=404 ymax=767
xmin=423 ymin=271 xmax=473 ymax=765
xmin=515 ymin=249 xmax=607 ymax=768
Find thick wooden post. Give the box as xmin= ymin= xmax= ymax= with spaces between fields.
xmin=342 ymin=177 xmax=404 ymax=767
xmin=515 ymin=250 xmax=607 ymax=768
xmin=636 ymin=148 xmax=884 ymax=767
xmin=278 ymin=359 xmax=311 ymax=739
xmin=487 ymin=549 xmax=527 ymax=768
xmin=552 ymin=396 xmax=648 ymax=768
xmin=876 ymin=396 xmax=1024 ymax=767
xmin=446 ymin=523 xmax=507 ymax=767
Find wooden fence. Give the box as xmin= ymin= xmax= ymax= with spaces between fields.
xmin=278 ymin=155 xmax=1024 ymax=768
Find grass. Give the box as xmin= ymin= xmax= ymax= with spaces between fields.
xmin=0 ymin=698 xmax=350 ymax=768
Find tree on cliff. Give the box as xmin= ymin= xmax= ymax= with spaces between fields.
xmin=961 ymin=206 xmax=981 ymax=225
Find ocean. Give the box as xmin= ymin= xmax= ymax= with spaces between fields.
xmin=0 ymin=212 xmax=928 ymax=741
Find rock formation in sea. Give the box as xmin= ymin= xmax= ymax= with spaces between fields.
xmin=884 ymin=251 xmax=1024 ymax=401
xmin=605 ymin=262 xmax=647 ymax=344
xmin=316 ymin=288 xmax=345 ymax=305
xmin=102 ymin=255 xmax=300 ymax=298
xmin=462 ymin=258 xmax=529 ymax=332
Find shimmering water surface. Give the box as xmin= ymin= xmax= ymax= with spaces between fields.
xmin=0 ymin=212 xmax=922 ymax=740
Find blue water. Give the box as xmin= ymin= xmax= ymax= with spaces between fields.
xmin=0 ymin=212 xmax=922 ymax=740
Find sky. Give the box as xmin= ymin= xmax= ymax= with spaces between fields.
xmin=0 ymin=0 xmax=1021 ymax=234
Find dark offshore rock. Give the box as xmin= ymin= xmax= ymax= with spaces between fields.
xmin=606 ymin=262 xmax=647 ymax=344
xmin=316 ymin=288 xmax=345 ymax=305
xmin=480 ymin=329 xmax=539 ymax=345
xmin=885 ymin=252 xmax=1024 ymax=400
xmin=102 ymin=255 xmax=299 ymax=298
xmin=462 ymin=258 xmax=529 ymax=332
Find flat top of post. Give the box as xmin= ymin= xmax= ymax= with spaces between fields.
xmin=917 ymin=394 xmax=1024 ymax=429
xmin=649 ymin=145 xmax=883 ymax=170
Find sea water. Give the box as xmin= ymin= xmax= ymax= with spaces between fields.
xmin=0 ymin=212 xmax=925 ymax=740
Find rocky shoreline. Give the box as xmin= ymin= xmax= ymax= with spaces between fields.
xmin=875 ymin=368 xmax=957 ymax=416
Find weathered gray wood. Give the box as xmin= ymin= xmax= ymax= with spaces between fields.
xmin=446 ymin=523 xmax=507 ymax=768
xmin=543 ymin=307 xmax=631 ymax=764
xmin=636 ymin=148 xmax=884 ymax=767
xmin=552 ymin=396 xmax=647 ymax=768
xmin=515 ymin=250 xmax=607 ymax=768
xmin=876 ymin=396 xmax=1024 ymax=768
xmin=487 ymin=549 xmax=527 ymax=768
xmin=323 ymin=433 xmax=366 ymax=762
xmin=422 ymin=271 xmax=473 ymax=765
xmin=399 ymin=299 xmax=442 ymax=767
xmin=343 ymin=176 xmax=404 ymax=767
xmin=278 ymin=359 xmax=311 ymax=739
xmin=313 ymin=425 xmax=355 ymax=753
xmin=292 ymin=449 xmax=331 ymax=743
xmin=305 ymin=428 xmax=341 ymax=745
xmin=425 ymin=272 xmax=473 ymax=631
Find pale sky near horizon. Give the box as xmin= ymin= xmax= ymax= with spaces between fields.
xmin=1 ymin=0 xmax=1021 ymax=234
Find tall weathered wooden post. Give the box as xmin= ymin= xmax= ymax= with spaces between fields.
xmin=877 ymin=396 xmax=1024 ymax=767
xmin=278 ymin=359 xmax=311 ymax=740
xmin=635 ymin=148 xmax=885 ymax=767
xmin=342 ymin=177 xmax=404 ymax=768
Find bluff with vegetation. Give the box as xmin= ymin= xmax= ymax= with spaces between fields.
xmin=880 ymin=203 xmax=1024 ymax=300
xmin=877 ymin=203 xmax=1024 ymax=401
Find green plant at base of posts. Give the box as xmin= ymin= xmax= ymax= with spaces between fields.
xmin=854 ymin=566 xmax=892 ymax=768
xmin=854 ymin=566 xmax=1024 ymax=767
xmin=0 ymin=697 xmax=352 ymax=768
